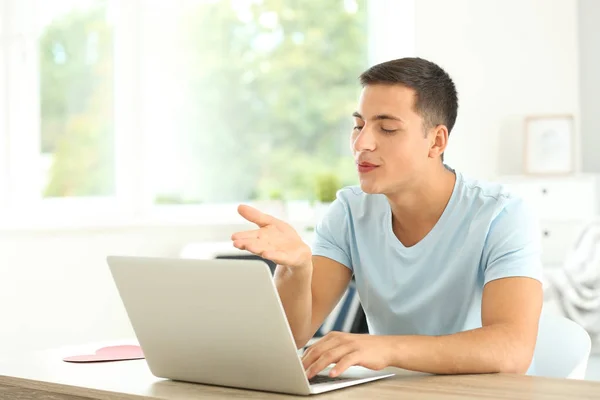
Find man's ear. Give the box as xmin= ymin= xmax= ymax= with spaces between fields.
xmin=428 ymin=125 xmax=449 ymax=159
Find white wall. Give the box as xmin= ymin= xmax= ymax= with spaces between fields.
xmin=414 ymin=0 xmax=580 ymax=179
xmin=579 ymin=0 xmax=600 ymax=172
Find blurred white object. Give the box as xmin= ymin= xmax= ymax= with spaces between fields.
xmin=532 ymin=313 xmax=591 ymax=379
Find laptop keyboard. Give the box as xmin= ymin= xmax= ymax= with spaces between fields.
xmin=308 ymin=375 xmax=353 ymax=385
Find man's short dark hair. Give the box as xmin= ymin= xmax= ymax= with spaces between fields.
xmin=359 ymin=57 xmax=458 ymax=158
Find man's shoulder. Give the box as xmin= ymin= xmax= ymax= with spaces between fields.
xmin=458 ymin=172 xmax=526 ymax=213
xmin=456 ymin=172 xmax=537 ymax=230
xmin=459 ymin=173 xmax=513 ymax=203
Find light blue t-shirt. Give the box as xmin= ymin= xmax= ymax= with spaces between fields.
xmin=311 ymin=166 xmax=543 ymax=372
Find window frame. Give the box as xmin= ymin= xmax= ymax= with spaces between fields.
xmin=0 ymin=0 xmax=415 ymax=230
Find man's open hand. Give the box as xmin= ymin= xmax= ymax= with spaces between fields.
xmin=301 ymin=332 xmax=394 ymax=379
xmin=231 ymin=205 xmax=313 ymax=269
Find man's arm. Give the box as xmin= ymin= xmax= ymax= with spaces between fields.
xmin=386 ymin=276 xmax=542 ymax=374
xmin=270 ymin=194 xmax=355 ymax=348
xmin=302 ymin=276 xmax=542 ymax=378
xmin=232 ymin=204 xmax=353 ymax=349
xmin=274 ymin=255 xmax=353 ymax=349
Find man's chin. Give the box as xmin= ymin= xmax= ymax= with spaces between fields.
xmin=358 ymin=181 xmax=383 ymax=195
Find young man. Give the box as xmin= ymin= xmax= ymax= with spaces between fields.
xmin=231 ymin=57 xmax=543 ymax=378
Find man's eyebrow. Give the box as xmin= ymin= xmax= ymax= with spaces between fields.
xmin=373 ymin=114 xmax=405 ymax=122
xmin=352 ymin=111 xmax=405 ymax=123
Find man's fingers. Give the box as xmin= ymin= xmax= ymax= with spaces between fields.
xmin=231 ymin=229 xmax=261 ymax=241
xmin=237 ymin=205 xmax=277 ymax=228
xmin=232 ymin=239 xmax=270 ymax=256
xmin=301 ymin=333 xmax=341 ymax=370
xmin=232 ymin=238 xmax=292 ymax=265
xmin=329 ymin=351 xmax=361 ymax=377
xmin=304 ymin=344 xmax=354 ymax=379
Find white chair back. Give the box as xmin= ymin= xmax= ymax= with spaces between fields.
xmin=532 ymin=313 xmax=591 ymax=379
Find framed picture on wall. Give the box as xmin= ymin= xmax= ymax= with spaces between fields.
xmin=524 ymin=114 xmax=575 ymax=175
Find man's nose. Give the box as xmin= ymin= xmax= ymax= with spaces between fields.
xmin=352 ymin=126 xmax=376 ymax=152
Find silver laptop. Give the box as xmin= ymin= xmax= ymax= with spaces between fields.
xmin=107 ymin=256 xmax=394 ymax=395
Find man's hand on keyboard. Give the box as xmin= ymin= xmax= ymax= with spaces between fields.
xmin=301 ymin=331 xmax=393 ymax=379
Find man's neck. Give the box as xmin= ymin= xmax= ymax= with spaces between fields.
xmin=387 ymin=164 xmax=456 ymax=247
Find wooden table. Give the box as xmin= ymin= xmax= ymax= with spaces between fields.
xmin=1 ymin=341 xmax=599 ymax=399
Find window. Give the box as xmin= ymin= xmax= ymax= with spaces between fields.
xmin=1 ymin=0 xmax=117 ymax=222
xmin=0 ymin=0 xmax=413 ymax=227
xmin=141 ymin=0 xmax=368 ymax=205
xmin=38 ymin=0 xmax=115 ymax=198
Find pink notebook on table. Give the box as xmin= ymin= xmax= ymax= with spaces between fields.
xmin=63 ymin=345 xmax=144 ymax=363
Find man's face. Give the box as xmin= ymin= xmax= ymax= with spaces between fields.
xmin=351 ymin=84 xmax=432 ymax=195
